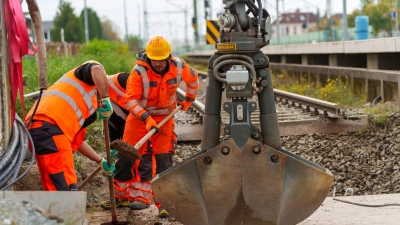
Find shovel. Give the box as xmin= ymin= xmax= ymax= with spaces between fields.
xmin=101 ymin=119 xmax=130 ymax=225
xmin=79 ymin=105 xmax=182 ymax=191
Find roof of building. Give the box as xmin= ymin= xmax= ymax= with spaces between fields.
xmin=273 ymin=9 xmax=319 ymax=25
xmin=331 ymin=13 xmax=343 ymax=20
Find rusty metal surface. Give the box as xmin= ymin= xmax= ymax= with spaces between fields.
xmin=242 ymin=139 xmax=285 ymax=225
xmin=151 ymin=152 xmax=209 ymax=225
xmin=152 ymin=138 xmax=333 ymax=225
xmin=242 ymin=139 xmax=333 ymax=225
xmin=276 ymin=148 xmax=333 ymax=224
xmin=195 ymin=139 xmax=242 ymax=225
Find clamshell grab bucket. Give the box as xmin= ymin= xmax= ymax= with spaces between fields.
xmin=151 ymin=138 xmax=333 ymax=225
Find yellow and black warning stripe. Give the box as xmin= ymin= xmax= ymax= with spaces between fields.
xmin=206 ymin=20 xmax=220 ymax=45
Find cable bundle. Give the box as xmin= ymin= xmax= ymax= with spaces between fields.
xmin=0 ymin=115 xmax=35 ymax=191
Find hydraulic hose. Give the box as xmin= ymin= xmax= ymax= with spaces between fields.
xmin=212 ymin=54 xmax=255 ymax=79
xmin=213 ymin=59 xmax=258 ymax=92
xmin=0 ymin=115 xmax=35 ymax=191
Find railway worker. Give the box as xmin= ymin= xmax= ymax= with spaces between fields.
xmin=24 ymin=61 xmax=116 ymax=191
xmin=119 ymin=35 xmax=199 ymax=218
xmin=99 ymin=72 xmax=133 ymax=210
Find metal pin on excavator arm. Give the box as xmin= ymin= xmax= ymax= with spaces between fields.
xmin=152 ymin=1 xmax=333 ymax=224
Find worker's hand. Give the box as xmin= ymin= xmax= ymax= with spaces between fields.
xmin=110 ymin=149 xmax=119 ymax=162
xmin=99 ymin=157 xmax=116 ymax=178
xmin=145 ymin=117 xmax=159 ymax=133
xmin=178 ymin=100 xmax=192 ymax=111
xmin=98 ymin=97 xmax=113 ymax=120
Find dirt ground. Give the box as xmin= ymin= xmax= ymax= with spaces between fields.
xmin=85 ymin=204 xmax=182 ymax=225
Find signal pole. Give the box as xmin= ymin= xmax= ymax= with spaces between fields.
xmin=276 ymin=0 xmax=280 ymax=44
xmin=342 ymin=0 xmax=349 ymax=41
xmin=193 ymin=0 xmax=199 ymax=48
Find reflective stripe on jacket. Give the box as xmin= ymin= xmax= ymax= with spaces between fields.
xmin=126 ymin=56 xmax=199 ymax=117
xmin=25 ymin=67 xmax=99 ymax=141
xmin=108 ymin=73 xmax=128 ymax=111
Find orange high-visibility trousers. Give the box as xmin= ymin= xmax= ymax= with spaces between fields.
xmin=28 ymin=121 xmax=78 ymax=191
xmin=114 ymin=114 xmax=177 ymax=205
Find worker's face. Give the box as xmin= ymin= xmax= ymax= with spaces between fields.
xmin=150 ymin=59 xmax=168 ymax=73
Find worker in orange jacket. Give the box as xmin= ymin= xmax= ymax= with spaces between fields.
xmin=25 ymin=61 xmax=116 ymax=191
xmin=100 ymin=72 xmax=133 ymax=209
xmin=115 ymin=36 xmax=198 ymax=218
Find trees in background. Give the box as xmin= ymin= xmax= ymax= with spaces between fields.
xmin=347 ymin=0 xmax=397 ymax=36
xmin=126 ymin=35 xmax=142 ymax=52
xmin=50 ymin=0 xmax=144 ymax=48
xmin=101 ymin=17 xmax=122 ymax=42
xmin=51 ymin=0 xmax=84 ymax=43
xmin=79 ymin=8 xmax=103 ymax=40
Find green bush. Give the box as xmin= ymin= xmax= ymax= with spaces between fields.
xmin=271 ymin=70 xmax=366 ymax=108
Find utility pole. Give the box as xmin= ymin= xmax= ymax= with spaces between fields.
xmin=138 ymin=4 xmax=141 ymax=40
xmin=326 ymin=0 xmax=331 ymax=19
xmin=143 ymin=0 xmax=149 ymax=41
xmin=123 ymin=0 xmax=128 ymax=43
xmin=185 ymin=6 xmax=189 ymax=48
xmin=276 ymin=0 xmax=280 ymax=45
xmin=342 ymin=0 xmax=349 ymax=41
xmin=193 ymin=0 xmax=199 ymax=48
xmin=84 ymin=0 xmax=89 ymax=43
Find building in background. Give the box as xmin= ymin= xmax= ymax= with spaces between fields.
xmin=43 ymin=21 xmax=54 ymax=42
xmin=24 ymin=15 xmax=54 ymax=43
xmin=272 ymin=9 xmax=318 ymax=38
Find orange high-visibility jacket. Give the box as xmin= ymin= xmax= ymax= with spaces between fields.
xmin=25 ymin=66 xmax=99 ymax=142
xmin=108 ymin=73 xmax=128 ymax=110
xmin=126 ymin=53 xmax=199 ymax=120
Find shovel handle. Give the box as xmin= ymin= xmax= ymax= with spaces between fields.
xmin=103 ymin=120 xmax=118 ymax=222
xmin=78 ymin=166 xmax=101 ymax=191
xmin=78 ymin=106 xmax=182 ymax=191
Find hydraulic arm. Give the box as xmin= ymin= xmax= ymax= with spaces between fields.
xmin=152 ymin=1 xmax=333 ymax=224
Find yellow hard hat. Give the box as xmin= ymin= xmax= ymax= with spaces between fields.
xmin=145 ymin=36 xmax=171 ymax=60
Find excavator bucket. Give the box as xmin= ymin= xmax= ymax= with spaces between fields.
xmin=151 ymin=138 xmax=333 ymax=225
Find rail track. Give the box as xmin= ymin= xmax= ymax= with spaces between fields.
xmin=174 ymin=71 xmax=367 ymax=141
xmin=23 ymin=71 xmax=367 ymax=142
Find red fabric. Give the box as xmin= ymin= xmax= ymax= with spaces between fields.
xmin=4 ymin=0 xmax=37 ymax=123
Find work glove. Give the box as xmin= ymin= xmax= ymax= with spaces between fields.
xmin=110 ymin=149 xmax=119 ymax=162
xmin=99 ymin=157 xmax=116 ymax=178
xmin=178 ymin=100 xmax=192 ymax=111
xmin=145 ymin=116 xmax=159 ymax=133
xmin=98 ymin=97 xmax=113 ymax=120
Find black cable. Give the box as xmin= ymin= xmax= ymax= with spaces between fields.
xmin=1 ymin=115 xmax=35 ymax=191
xmin=332 ymin=188 xmax=400 ymax=208
xmin=25 ymin=87 xmax=46 ymax=129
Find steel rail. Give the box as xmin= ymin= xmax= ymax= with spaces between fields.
xmin=274 ymin=89 xmax=340 ymax=117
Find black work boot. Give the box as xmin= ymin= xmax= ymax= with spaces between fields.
xmin=129 ymin=200 xmax=150 ymax=210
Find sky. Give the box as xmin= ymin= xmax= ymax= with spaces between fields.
xmin=22 ymin=0 xmax=362 ymax=46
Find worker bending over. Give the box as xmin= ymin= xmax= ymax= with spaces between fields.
xmin=113 ymin=36 xmax=199 ymax=218
xmin=100 ymin=72 xmax=132 ymax=209
xmin=25 ymin=61 xmax=116 ymax=191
